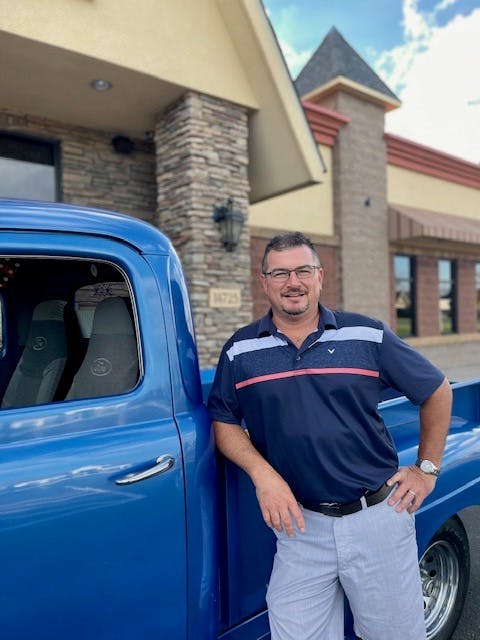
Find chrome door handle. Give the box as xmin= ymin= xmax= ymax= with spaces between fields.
xmin=115 ymin=455 xmax=175 ymax=485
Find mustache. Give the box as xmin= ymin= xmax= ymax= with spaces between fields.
xmin=281 ymin=287 xmax=306 ymax=293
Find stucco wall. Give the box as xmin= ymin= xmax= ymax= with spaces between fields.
xmin=0 ymin=0 xmax=256 ymax=109
xmin=249 ymin=144 xmax=333 ymax=236
xmin=388 ymin=165 xmax=480 ymax=218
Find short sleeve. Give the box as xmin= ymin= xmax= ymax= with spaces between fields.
xmin=207 ymin=343 xmax=243 ymax=425
xmin=379 ymin=325 xmax=445 ymax=405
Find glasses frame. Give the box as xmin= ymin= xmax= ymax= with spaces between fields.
xmin=263 ymin=264 xmax=321 ymax=282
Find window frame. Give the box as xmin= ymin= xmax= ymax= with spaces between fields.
xmin=394 ymin=254 xmax=416 ymax=338
xmin=0 ymin=254 xmax=142 ymax=411
xmin=438 ymin=258 xmax=457 ymax=335
xmin=0 ymin=131 xmax=62 ymax=201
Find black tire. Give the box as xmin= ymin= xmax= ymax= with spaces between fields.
xmin=420 ymin=516 xmax=470 ymax=640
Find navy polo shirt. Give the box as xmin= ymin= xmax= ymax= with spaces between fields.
xmin=207 ymin=305 xmax=445 ymax=504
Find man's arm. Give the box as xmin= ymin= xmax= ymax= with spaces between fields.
xmin=213 ymin=420 xmax=305 ymax=536
xmin=387 ymin=377 xmax=452 ymax=513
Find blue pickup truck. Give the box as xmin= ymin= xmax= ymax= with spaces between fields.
xmin=0 ymin=199 xmax=478 ymax=640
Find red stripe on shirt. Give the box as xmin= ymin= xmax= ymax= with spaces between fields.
xmin=235 ymin=367 xmax=379 ymax=390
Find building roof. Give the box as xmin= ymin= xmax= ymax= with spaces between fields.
xmin=295 ymin=27 xmax=399 ymax=103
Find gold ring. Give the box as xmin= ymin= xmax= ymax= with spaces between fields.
xmin=408 ymin=489 xmax=416 ymax=496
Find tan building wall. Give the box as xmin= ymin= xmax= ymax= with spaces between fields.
xmin=388 ymin=166 xmax=480 ymax=218
xmin=249 ymin=144 xmax=333 ymax=237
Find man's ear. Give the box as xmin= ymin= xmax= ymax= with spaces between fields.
xmin=260 ymin=273 xmax=268 ymax=295
xmin=318 ymin=267 xmax=324 ymax=291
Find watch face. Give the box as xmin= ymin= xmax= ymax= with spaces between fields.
xmin=421 ymin=460 xmax=435 ymax=473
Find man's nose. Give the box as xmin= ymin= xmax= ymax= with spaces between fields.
xmin=286 ymin=270 xmax=302 ymax=283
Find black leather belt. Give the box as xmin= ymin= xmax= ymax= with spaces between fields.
xmin=301 ymin=482 xmax=391 ymax=517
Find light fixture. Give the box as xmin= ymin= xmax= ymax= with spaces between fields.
xmin=90 ymin=79 xmax=112 ymax=92
xmin=111 ymin=135 xmax=134 ymax=154
xmin=213 ymin=197 xmax=245 ymax=252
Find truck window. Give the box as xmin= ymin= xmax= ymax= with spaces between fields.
xmin=0 ymin=293 xmax=4 ymax=353
xmin=0 ymin=256 xmax=140 ymax=409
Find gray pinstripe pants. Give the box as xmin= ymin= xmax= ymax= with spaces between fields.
xmin=266 ymin=493 xmax=426 ymax=640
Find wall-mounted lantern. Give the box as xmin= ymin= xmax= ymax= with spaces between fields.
xmin=213 ymin=197 xmax=245 ymax=252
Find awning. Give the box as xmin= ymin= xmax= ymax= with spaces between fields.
xmin=389 ymin=204 xmax=480 ymax=245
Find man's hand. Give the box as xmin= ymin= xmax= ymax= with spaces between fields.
xmin=386 ymin=465 xmax=437 ymax=513
xmin=253 ymin=467 xmax=305 ymax=536
xmin=213 ymin=420 xmax=305 ymax=536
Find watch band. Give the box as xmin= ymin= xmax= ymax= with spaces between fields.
xmin=415 ymin=457 xmax=440 ymax=476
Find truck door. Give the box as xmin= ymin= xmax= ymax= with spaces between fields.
xmin=0 ymin=233 xmax=187 ymax=639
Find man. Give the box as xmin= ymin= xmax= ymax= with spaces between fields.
xmin=207 ymin=232 xmax=452 ymax=640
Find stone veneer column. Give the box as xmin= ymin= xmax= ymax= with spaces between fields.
xmin=155 ymin=91 xmax=252 ymax=367
xmin=328 ymin=93 xmax=391 ymax=322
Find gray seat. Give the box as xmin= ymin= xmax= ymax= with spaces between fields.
xmin=1 ymin=300 xmax=67 ymax=408
xmin=66 ymin=297 xmax=138 ymax=401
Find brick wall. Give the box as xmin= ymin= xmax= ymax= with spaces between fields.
xmin=155 ymin=92 xmax=251 ymax=367
xmin=415 ymin=256 xmax=440 ymax=336
xmin=0 ymin=108 xmax=156 ymax=220
xmin=250 ymin=235 xmax=338 ymax=320
xmin=456 ymin=259 xmax=477 ymax=333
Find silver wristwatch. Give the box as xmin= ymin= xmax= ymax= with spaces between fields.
xmin=415 ymin=457 xmax=440 ymax=476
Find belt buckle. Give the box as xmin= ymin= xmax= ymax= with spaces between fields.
xmin=319 ymin=501 xmax=343 ymax=517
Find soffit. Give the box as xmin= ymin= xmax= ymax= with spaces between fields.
xmin=0 ymin=0 xmax=325 ymax=203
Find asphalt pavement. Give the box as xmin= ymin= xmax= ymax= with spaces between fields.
xmin=451 ymin=506 xmax=480 ymax=640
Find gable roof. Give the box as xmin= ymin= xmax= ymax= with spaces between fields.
xmin=295 ymin=27 xmax=399 ymax=103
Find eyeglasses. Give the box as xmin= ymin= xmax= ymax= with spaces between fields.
xmin=263 ymin=265 xmax=320 ymax=282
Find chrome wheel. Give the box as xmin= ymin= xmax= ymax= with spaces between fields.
xmin=419 ymin=517 xmax=469 ymax=640
xmin=420 ymin=540 xmax=459 ymax=638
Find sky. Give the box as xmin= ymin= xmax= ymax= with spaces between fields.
xmin=264 ymin=0 xmax=480 ymax=164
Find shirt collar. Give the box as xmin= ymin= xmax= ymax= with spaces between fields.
xmin=256 ymin=304 xmax=337 ymax=337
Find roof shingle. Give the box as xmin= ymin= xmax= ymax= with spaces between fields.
xmin=295 ymin=27 xmax=398 ymax=102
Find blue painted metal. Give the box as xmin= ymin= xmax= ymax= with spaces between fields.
xmin=0 ymin=213 xmax=189 ymax=638
xmin=0 ymin=198 xmax=172 ymax=254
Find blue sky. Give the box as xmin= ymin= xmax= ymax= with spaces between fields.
xmin=264 ymin=0 xmax=480 ymax=163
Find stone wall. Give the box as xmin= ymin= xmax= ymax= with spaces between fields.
xmin=0 ymin=108 xmax=156 ymax=221
xmin=155 ymin=92 xmax=251 ymax=367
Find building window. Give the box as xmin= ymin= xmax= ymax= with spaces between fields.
xmin=438 ymin=259 xmax=456 ymax=334
xmin=0 ymin=132 xmax=60 ymax=201
xmin=394 ymin=255 xmax=415 ymax=337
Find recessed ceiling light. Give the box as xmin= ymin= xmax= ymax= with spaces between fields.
xmin=90 ymin=79 xmax=112 ymax=92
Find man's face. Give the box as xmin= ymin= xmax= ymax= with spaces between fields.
xmin=261 ymin=246 xmax=324 ymax=319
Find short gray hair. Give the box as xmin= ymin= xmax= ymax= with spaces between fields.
xmin=261 ymin=232 xmax=321 ymax=274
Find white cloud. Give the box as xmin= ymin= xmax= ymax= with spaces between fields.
xmin=403 ymin=0 xmax=433 ymax=39
xmin=265 ymin=4 xmax=313 ymax=77
xmin=434 ymin=0 xmax=458 ymax=11
xmin=278 ymin=39 xmax=313 ymax=78
xmin=376 ymin=2 xmax=480 ymax=163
